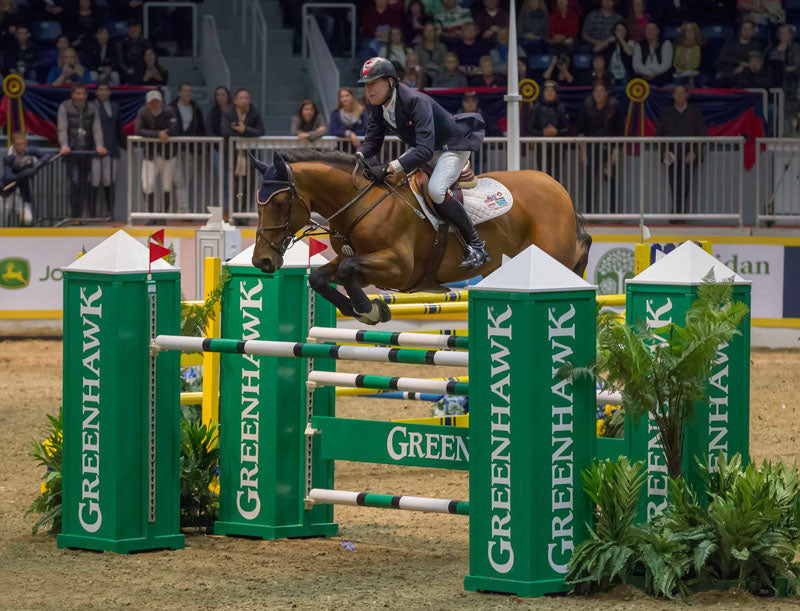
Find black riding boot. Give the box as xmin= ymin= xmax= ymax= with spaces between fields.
xmin=437 ymin=196 xmax=490 ymax=269
xmin=104 ymin=185 xmax=114 ymax=218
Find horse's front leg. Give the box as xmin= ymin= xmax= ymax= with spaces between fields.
xmin=337 ymin=250 xmax=410 ymax=325
xmin=308 ymin=257 xmax=359 ymax=317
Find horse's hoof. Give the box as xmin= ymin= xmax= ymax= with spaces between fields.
xmin=353 ymin=300 xmax=392 ymax=325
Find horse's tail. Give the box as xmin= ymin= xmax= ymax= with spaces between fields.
xmin=572 ymin=211 xmax=592 ymax=278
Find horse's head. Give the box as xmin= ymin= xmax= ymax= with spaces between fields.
xmin=251 ymin=150 xmax=311 ymax=273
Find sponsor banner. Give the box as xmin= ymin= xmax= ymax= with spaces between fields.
xmin=587 ymin=241 xmax=786 ymax=320
xmin=0 ymin=233 xmax=186 ymax=315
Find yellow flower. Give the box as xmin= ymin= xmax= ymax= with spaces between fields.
xmin=40 ymin=481 xmax=47 ymax=494
xmin=596 ymin=419 xmax=605 ymax=437
xmin=208 ymin=476 xmax=220 ymax=495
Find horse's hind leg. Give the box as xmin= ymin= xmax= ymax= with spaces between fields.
xmin=308 ymin=258 xmax=358 ymax=317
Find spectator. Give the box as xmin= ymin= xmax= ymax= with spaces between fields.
xmin=451 ymin=22 xmax=489 ymax=75
xmin=167 ymin=82 xmax=203 ymax=213
xmin=137 ymin=48 xmax=168 ymax=86
xmin=328 ymin=87 xmax=368 ymax=147
xmin=474 ymin=0 xmax=509 ymax=42
xmin=113 ymin=0 xmax=144 ymax=21
xmin=170 ymin=82 xmax=205 ymax=136
xmin=290 ymin=99 xmax=327 ymax=141
xmin=672 ymin=21 xmax=703 ymax=86
xmin=58 ymin=84 xmax=106 ymax=219
xmin=518 ymin=0 xmax=548 ymax=54
xmin=65 ymin=0 xmax=105 ymax=50
xmin=34 ymin=0 xmax=66 ymax=19
xmin=432 ymin=52 xmax=468 ymax=86
xmin=525 ymin=80 xmax=568 ymax=136
xmin=632 ymin=22 xmax=673 ymax=86
xmin=207 ymin=86 xmax=232 ymax=137
xmin=0 ymin=0 xmax=19 ymax=50
xmin=655 ymin=84 xmax=707 ymax=216
xmin=608 ymin=22 xmax=635 ymax=84
xmin=401 ymin=50 xmax=424 ymax=88
xmin=83 ymin=26 xmax=120 ymax=85
xmin=362 ymin=0 xmax=403 ymax=56
xmin=414 ymin=22 xmax=448 ymax=82
xmin=91 ymin=82 xmax=125 ymax=218
xmin=404 ymin=0 xmax=430 ymax=45
xmin=469 ymin=55 xmax=506 ymax=86
xmin=651 ymin=0 xmax=693 ymax=27
xmin=715 ymin=20 xmax=762 ymax=86
xmin=2 ymin=132 xmax=54 ymax=226
xmin=134 ymin=89 xmax=178 ymax=214
xmin=222 ymin=89 xmax=266 ymax=139
xmin=731 ymin=49 xmax=775 ymax=88
xmin=546 ymin=0 xmax=580 ymax=55
xmin=577 ymin=81 xmax=624 ymax=213
xmin=582 ymin=54 xmax=612 ymax=85
xmin=736 ymin=0 xmax=785 ymax=25
xmin=582 ymin=0 xmax=623 ymax=56
xmin=435 ymin=0 xmax=472 ymax=41
xmin=543 ymin=52 xmax=577 ymax=87
xmin=114 ymin=20 xmax=152 ymax=84
xmin=767 ymin=24 xmax=800 ymax=134
xmin=380 ymin=26 xmax=413 ymax=66
xmin=625 ymin=0 xmax=650 ymax=43
xmin=4 ymin=25 xmax=48 ymax=82
xmin=47 ymin=35 xmax=70 ymax=70
xmin=490 ymin=27 xmax=527 ymax=75
xmin=47 ymin=47 xmax=92 ymax=85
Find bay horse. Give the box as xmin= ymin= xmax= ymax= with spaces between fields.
xmin=251 ymin=149 xmax=591 ymax=325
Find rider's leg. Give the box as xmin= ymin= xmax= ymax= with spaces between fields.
xmin=428 ymin=151 xmax=489 ymax=269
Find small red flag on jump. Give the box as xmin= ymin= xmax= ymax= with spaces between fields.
xmin=148 ymin=229 xmax=170 ymax=269
xmin=308 ymin=237 xmax=327 ymax=258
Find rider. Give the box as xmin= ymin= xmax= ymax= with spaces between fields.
xmin=356 ymin=57 xmax=490 ymax=269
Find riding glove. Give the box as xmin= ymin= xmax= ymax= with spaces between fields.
xmin=366 ymin=162 xmax=390 ymax=181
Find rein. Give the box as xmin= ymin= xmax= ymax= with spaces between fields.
xmin=256 ymin=161 xmax=426 ymax=256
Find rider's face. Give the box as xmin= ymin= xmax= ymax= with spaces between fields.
xmin=365 ymin=79 xmax=391 ymax=105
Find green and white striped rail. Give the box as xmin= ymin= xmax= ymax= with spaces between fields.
xmin=307 ymin=327 xmax=469 ymax=350
xmin=308 ymin=370 xmax=470 ymax=396
xmin=306 ymin=489 xmax=469 ymax=515
xmin=152 ymin=335 xmax=468 ymax=367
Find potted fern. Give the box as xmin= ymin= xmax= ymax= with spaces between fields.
xmin=564 ymin=272 xmax=749 ymax=487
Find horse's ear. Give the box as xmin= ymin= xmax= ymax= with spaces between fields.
xmin=273 ymin=150 xmax=290 ymax=180
xmin=249 ymin=152 xmax=269 ymax=175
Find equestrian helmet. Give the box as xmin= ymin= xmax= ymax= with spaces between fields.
xmin=358 ymin=57 xmax=397 ymax=84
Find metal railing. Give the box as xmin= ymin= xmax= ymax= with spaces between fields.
xmin=304 ymin=13 xmax=340 ymax=120
xmin=302 ymin=3 xmax=357 ymax=60
xmin=755 ymin=138 xmax=800 ymax=225
xmin=143 ymin=1 xmax=199 ymax=59
xmin=232 ymin=0 xmax=267 ymax=118
xmin=126 ymin=136 xmax=224 ymax=223
xmin=222 ymin=135 xmax=746 ymax=225
xmin=0 ymin=149 xmax=69 ymax=227
xmin=201 ymin=15 xmax=230 ymax=93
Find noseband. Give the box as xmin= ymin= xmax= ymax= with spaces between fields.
xmin=254 ymin=166 xmax=310 ymax=255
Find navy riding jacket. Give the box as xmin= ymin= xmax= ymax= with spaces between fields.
xmin=358 ymin=84 xmax=484 ymax=173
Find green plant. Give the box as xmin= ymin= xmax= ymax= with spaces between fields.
xmin=565 ymin=457 xmax=645 ymax=593
xmin=179 ymin=419 xmax=220 ymax=531
xmin=181 ymin=266 xmax=230 ymax=337
xmin=564 ymin=272 xmax=749 ymax=480
xmin=26 ymin=409 xmax=63 ymax=534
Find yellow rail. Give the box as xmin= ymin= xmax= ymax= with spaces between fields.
xmin=368 ymin=291 xmax=468 ymax=304
xmin=391 ymin=414 xmax=469 ymax=427
xmin=180 ymin=391 xmax=203 ymax=405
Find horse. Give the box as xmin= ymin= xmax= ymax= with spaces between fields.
xmin=251 ymin=149 xmax=592 ymax=325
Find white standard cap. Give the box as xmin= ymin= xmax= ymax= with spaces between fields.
xmin=145 ymin=90 xmax=163 ymax=103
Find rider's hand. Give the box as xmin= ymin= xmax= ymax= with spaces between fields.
xmin=366 ymin=162 xmax=390 ymax=181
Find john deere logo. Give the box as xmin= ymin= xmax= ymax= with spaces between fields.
xmin=0 ymin=257 xmax=30 ymax=289
xmin=595 ymin=248 xmax=634 ymax=295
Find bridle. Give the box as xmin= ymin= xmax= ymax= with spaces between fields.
xmin=254 ymin=164 xmax=311 ymax=256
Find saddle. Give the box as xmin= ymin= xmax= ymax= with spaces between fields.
xmin=412 ymin=160 xmax=478 ymax=208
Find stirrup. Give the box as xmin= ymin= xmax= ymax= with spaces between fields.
xmin=460 ymin=241 xmax=490 ymax=269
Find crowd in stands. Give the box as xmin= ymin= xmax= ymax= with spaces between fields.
xmin=0 ymin=0 xmax=203 ymax=86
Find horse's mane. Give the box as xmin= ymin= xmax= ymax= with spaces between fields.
xmin=279 ymin=149 xmax=356 ymax=170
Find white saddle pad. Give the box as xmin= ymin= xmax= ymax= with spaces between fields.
xmin=411 ymin=177 xmax=514 ymax=229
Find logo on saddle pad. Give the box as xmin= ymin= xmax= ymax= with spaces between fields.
xmin=0 ymin=257 xmax=29 ymax=289
xmin=484 ymin=192 xmax=508 ymax=210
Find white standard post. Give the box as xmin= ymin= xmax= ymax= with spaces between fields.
xmin=505 ymin=0 xmax=521 ymax=171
